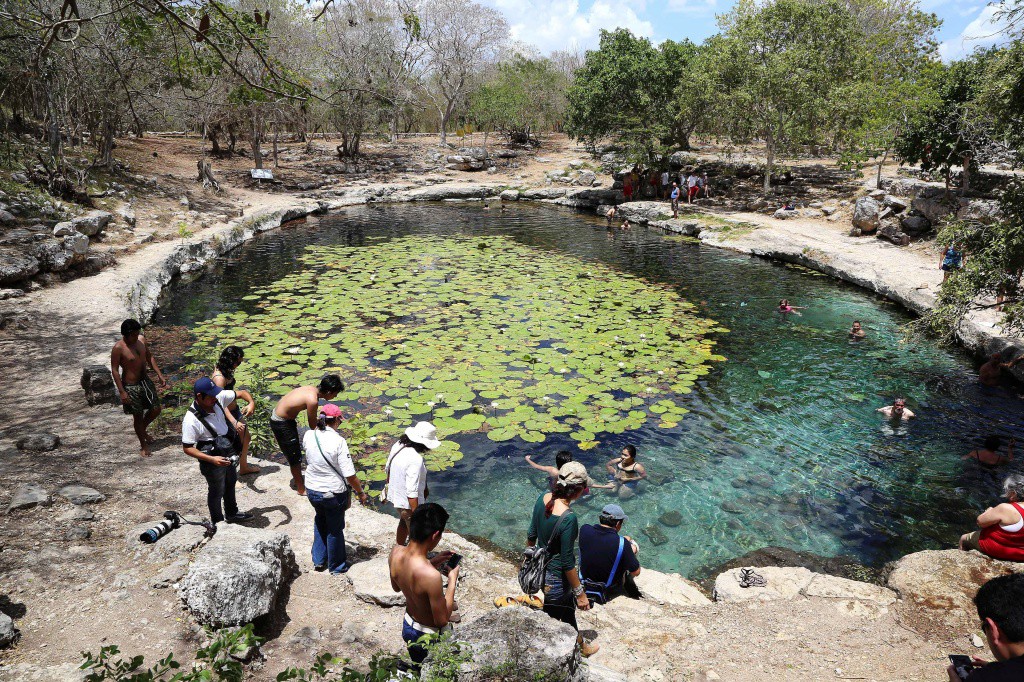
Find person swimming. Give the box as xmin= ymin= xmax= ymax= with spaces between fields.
xmin=606 ymin=445 xmax=647 ymax=483
xmin=965 ymin=436 xmax=1015 ymax=469
xmin=877 ymin=397 xmax=915 ymax=421
xmin=778 ymin=299 xmax=805 ymax=316
xmin=525 ymin=450 xmax=613 ymax=491
xmin=849 ymin=320 xmax=866 ymax=342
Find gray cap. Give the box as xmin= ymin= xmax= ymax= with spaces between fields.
xmin=601 ymin=504 xmax=627 ymax=522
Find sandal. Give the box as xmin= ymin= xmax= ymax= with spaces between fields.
xmin=514 ymin=594 xmax=543 ymax=609
xmin=493 ymin=596 xmax=518 ymax=608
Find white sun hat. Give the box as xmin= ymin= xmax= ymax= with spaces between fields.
xmin=405 ymin=421 xmax=441 ymax=450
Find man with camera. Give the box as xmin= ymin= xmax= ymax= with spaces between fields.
xmin=182 ymin=377 xmax=253 ymax=525
xmin=948 ymin=573 xmax=1024 ymax=681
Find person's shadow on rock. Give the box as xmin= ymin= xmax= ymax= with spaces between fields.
xmin=236 ymin=504 xmax=292 ymax=529
xmin=238 ymin=462 xmax=281 ymax=494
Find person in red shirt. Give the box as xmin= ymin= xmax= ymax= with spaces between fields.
xmin=960 ymin=474 xmax=1024 ymax=562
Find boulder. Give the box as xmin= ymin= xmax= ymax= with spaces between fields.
xmin=59 ymin=505 xmax=95 ymax=522
xmin=346 ymin=557 xmax=405 ymax=607
xmin=7 ymin=484 xmax=51 ymax=512
xmin=16 ymin=433 xmax=60 ymax=451
xmin=958 ymin=199 xmax=1002 ymax=224
xmin=713 ymin=566 xmax=814 ymax=602
xmin=178 ymin=525 xmax=298 ymax=626
xmin=877 ymin=224 xmax=910 ymax=246
xmin=617 ymin=201 xmax=672 ymax=224
xmin=772 ymin=208 xmax=796 ymax=220
xmin=900 ymin=215 xmax=931 ymax=236
xmin=887 ymin=549 xmax=1024 ymax=635
xmin=0 ymin=247 xmax=39 ymax=285
xmin=911 ymin=196 xmax=953 ymax=224
xmin=445 ymin=156 xmax=486 ymax=172
xmin=0 ymin=613 xmax=19 ymax=648
xmin=499 ymin=189 xmax=520 ymax=201
xmin=57 ymin=485 xmax=105 ymax=505
xmin=127 ymin=519 xmax=209 ymax=563
xmin=0 ymin=209 xmax=15 ymax=225
xmin=425 ymin=606 xmax=583 ymax=682
xmin=633 ymin=569 xmax=712 ymax=608
xmin=117 ymin=205 xmax=136 ymax=227
xmin=0 ymin=289 xmax=24 ymax=300
xmin=70 ymin=210 xmax=113 ymax=237
xmin=577 ymin=170 xmax=598 ymax=186
xmin=52 ymin=222 xmax=75 ymax=237
xmin=851 ymin=197 xmax=881 ymax=233
xmin=879 ymin=177 xmax=945 ymax=199
xmin=81 ymin=364 xmax=119 ymax=406
xmin=32 ymin=235 xmax=87 ymax=272
xmin=883 ymin=195 xmax=908 ymax=213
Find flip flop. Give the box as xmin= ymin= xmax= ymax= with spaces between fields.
xmin=514 ymin=594 xmax=543 ymax=609
xmin=493 ymin=596 xmax=518 ymax=608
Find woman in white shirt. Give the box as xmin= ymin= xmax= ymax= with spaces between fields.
xmin=383 ymin=421 xmax=441 ymax=545
xmin=302 ymin=404 xmax=369 ymax=574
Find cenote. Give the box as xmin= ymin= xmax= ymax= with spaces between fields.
xmin=154 ymin=202 xmax=1024 ymax=578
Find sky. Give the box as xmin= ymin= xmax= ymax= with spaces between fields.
xmin=481 ymin=0 xmax=1016 ymax=62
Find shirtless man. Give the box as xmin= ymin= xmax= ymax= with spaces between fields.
xmin=111 ymin=319 xmax=167 ymax=457
xmin=849 ymin=320 xmax=866 ymax=342
xmin=877 ymin=397 xmax=915 ymax=421
xmin=271 ymin=374 xmax=344 ymax=495
xmin=979 ymin=353 xmax=1023 ymax=387
xmin=389 ymin=503 xmax=459 ymax=668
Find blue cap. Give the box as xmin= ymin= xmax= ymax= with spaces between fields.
xmin=601 ymin=504 xmax=627 ymax=522
xmin=194 ymin=377 xmax=222 ymax=398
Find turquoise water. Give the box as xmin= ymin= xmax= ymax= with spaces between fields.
xmin=155 ymin=202 xmax=1024 ymax=576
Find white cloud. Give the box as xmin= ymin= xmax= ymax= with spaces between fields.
xmin=938 ymin=3 xmax=1013 ymax=60
xmin=483 ymin=0 xmax=655 ymax=53
xmin=666 ymin=0 xmax=718 ymax=16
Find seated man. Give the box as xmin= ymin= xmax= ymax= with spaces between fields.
xmin=578 ymin=504 xmax=641 ymax=604
xmin=947 ymin=573 xmax=1024 ymax=681
xmin=389 ymin=503 xmax=459 ymax=669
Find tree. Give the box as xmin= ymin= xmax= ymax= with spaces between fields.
xmin=417 ymin=0 xmax=508 ymax=146
xmin=565 ymin=29 xmax=696 ymax=166
xmin=689 ymin=0 xmax=865 ymax=192
xmin=468 ymin=55 xmax=567 ymax=145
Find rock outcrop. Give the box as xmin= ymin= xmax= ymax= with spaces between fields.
xmin=713 ymin=566 xmax=896 ymax=614
xmin=633 ymin=569 xmax=711 ymax=608
xmin=851 ymin=197 xmax=881 ymax=233
xmin=346 ymin=557 xmax=405 ymax=607
xmin=178 ymin=525 xmax=298 ymax=626
xmin=81 ymin=365 xmax=120 ymax=406
xmin=70 ymin=210 xmax=113 ymax=237
xmin=0 ymin=247 xmax=39 ymax=285
xmin=426 ymin=606 xmax=583 ymax=682
xmin=7 ymin=484 xmax=51 ymax=512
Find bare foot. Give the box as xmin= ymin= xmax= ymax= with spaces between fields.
xmin=239 ymin=465 xmax=261 ymax=475
xmin=140 ymin=448 xmax=152 ymax=458
xmin=145 ymin=434 xmax=156 ymax=444
xmin=296 ymin=488 xmax=307 ymax=496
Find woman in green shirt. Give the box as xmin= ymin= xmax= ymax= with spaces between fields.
xmin=526 ymin=461 xmax=599 ymax=657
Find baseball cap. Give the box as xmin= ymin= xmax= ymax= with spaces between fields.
xmin=556 ymin=461 xmax=589 ymax=487
xmin=601 ymin=504 xmax=628 ymax=522
xmin=321 ymin=403 xmax=343 ymax=419
xmin=194 ymin=377 xmax=222 ymax=398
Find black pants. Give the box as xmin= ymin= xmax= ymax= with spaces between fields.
xmin=199 ymin=460 xmax=238 ymax=523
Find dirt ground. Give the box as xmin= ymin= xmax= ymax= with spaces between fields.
xmin=0 ymin=133 xmax=1000 ymax=681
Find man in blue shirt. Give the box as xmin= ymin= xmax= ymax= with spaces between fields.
xmin=578 ymin=504 xmax=641 ymax=604
xmin=670 ymin=182 xmax=680 ymax=218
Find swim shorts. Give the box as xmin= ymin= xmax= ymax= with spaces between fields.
xmin=270 ymin=416 xmax=302 ymax=467
xmin=122 ymin=376 xmax=158 ymax=416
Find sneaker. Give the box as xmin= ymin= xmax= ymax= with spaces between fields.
xmin=226 ymin=512 xmax=254 ymax=522
xmin=330 ymin=562 xmax=351 ymax=575
xmin=313 ymin=564 xmax=327 ymax=572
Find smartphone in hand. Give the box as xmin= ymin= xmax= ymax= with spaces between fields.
xmin=949 ymin=655 xmax=975 ymax=681
xmin=447 ymin=553 xmax=462 ymax=569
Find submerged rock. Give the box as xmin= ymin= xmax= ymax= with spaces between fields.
xmin=642 ymin=524 xmax=668 ymax=546
xmin=658 ymin=510 xmax=682 ymax=527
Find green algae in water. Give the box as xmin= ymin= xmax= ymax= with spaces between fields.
xmin=190 ymin=235 xmax=725 ymax=478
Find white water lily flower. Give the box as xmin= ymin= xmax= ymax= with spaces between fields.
xmin=369 ymin=436 xmax=378 ymax=442
xmin=436 ymin=393 xmax=444 ymax=400
xmin=640 ymin=334 xmax=647 ymax=339
xmin=618 ymin=362 xmax=625 ymax=368
xmin=491 ymin=401 xmax=499 ymax=408
xmin=559 ymin=368 xmax=569 ymax=373
xmin=404 ymin=402 xmax=410 ymax=407
xmin=417 ymin=385 xmax=424 ymax=389
xmin=658 ymin=370 xmax=665 ymax=375
xmin=428 ymin=402 xmax=436 ymax=407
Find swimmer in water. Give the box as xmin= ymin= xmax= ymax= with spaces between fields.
xmin=605 ymin=445 xmax=647 ymax=483
xmin=849 ymin=320 xmax=866 ymax=342
xmin=525 ymin=450 xmax=613 ymax=491
xmin=979 ymin=352 xmax=1024 ymax=387
xmin=964 ymin=436 xmax=1015 ymax=468
xmin=877 ymin=397 xmax=915 ymax=421
xmin=606 ymin=206 xmax=617 ymax=226
xmin=620 ymin=219 xmax=631 ymax=230
xmin=778 ymin=299 xmax=805 ymax=316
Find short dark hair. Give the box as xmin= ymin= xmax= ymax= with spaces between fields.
xmin=598 ymin=514 xmax=622 ymax=527
xmin=408 ymin=503 xmax=449 ymax=543
xmin=555 ymin=450 xmax=574 ymax=468
xmin=976 ymin=573 xmax=1024 ymax=643
xmin=623 ymin=444 xmax=637 ymax=458
xmin=121 ymin=319 xmax=142 ymax=336
xmin=984 ymin=435 xmax=1003 ymax=451
xmin=319 ymin=374 xmax=344 ymax=395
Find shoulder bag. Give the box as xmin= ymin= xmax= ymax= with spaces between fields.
xmin=518 ymin=511 xmax=572 ymax=595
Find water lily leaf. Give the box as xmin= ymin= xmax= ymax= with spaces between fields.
xmin=757 ymin=370 xmax=772 ymax=379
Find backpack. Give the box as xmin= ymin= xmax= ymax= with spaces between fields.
xmin=518 ymin=511 xmax=571 ymax=594
xmin=580 ymin=536 xmax=625 ymax=605
xmin=190 ymin=403 xmax=241 ymax=460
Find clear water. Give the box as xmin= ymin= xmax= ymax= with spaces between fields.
xmin=154 ymin=202 xmax=1024 ymax=577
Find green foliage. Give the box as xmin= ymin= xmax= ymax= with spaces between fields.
xmin=80 ymin=625 xmax=261 ymax=682
xmin=187 ymin=236 xmax=725 ymax=481
xmin=469 ymin=55 xmax=568 ymax=143
xmin=565 ymin=29 xmax=698 ymax=165
xmin=979 ymin=38 xmax=1024 ymax=156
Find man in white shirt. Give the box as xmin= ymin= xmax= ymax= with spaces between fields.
xmin=659 ymin=170 xmax=670 ymax=199
xmin=181 ymin=377 xmax=252 ymax=524
xmin=686 ymin=172 xmax=699 ymax=203
xmin=385 ymin=422 xmax=440 ymax=545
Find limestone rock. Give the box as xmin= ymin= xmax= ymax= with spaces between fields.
xmin=59 ymin=505 xmax=95 ymax=522
xmin=887 ymin=549 xmax=1024 ymax=634
xmin=633 ymin=569 xmax=712 ymax=608
xmin=520 ymin=187 xmax=568 ymax=200
xmin=773 ymin=208 xmax=796 ymax=220
xmin=426 ymin=606 xmax=583 ymax=682
xmin=0 ymin=613 xmax=19 ymax=648
xmin=346 ymin=557 xmax=405 ymax=607
xmin=900 ymin=215 xmax=931 ymax=236
xmin=802 ymin=573 xmax=896 ymax=605
xmin=32 ymin=235 xmax=86 ymax=272
xmin=958 ymin=199 xmax=1002 ymax=224
xmin=57 ymin=485 xmax=105 ymax=505
xmin=152 ymin=559 xmax=188 ymax=589
xmin=0 ymin=209 xmax=15 ymax=225
xmin=585 ymin=662 xmax=629 ymax=682
xmin=659 ymin=510 xmax=682 ymax=527
xmin=499 ymin=189 xmax=520 ymax=201
xmin=911 ymin=196 xmax=953 ymax=224
xmin=877 ymin=223 xmax=910 ymax=246
xmin=402 ymin=184 xmax=498 ymax=201
xmin=53 ymin=222 xmax=75 ymax=237
xmin=179 ymin=524 xmax=298 ymax=626
xmin=71 ymin=210 xmax=113 ymax=237
xmin=851 ymin=197 xmax=881 ymax=233
xmin=883 ymin=195 xmax=908 ymax=213
xmin=713 ymin=566 xmax=814 ymax=602
xmin=879 ymin=177 xmax=945 ymax=199
xmin=0 ymin=288 xmax=24 ymax=300
xmin=81 ymin=365 xmax=119 ymax=406
xmin=617 ymin=201 xmax=672 ymax=224
xmin=117 ymin=205 xmax=137 ymax=227
xmin=7 ymin=484 xmax=51 ymax=512
xmin=16 ymin=433 xmax=60 ymax=451
xmin=0 ymin=247 xmax=39 ymax=285
xmin=127 ymin=520 xmax=208 ymax=563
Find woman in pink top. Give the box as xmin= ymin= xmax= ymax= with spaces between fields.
xmin=777 ymin=299 xmax=805 ymax=316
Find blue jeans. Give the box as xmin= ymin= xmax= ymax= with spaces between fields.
xmin=307 ymin=489 xmax=349 ymax=573
xmin=199 ymin=460 xmax=237 ymax=524
xmin=542 ymin=568 xmax=577 ymax=631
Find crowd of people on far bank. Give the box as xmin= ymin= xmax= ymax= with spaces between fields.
xmin=111 ymin=317 xmax=1024 ymax=676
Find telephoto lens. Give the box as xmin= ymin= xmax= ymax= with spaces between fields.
xmin=139 ymin=511 xmax=180 ymax=544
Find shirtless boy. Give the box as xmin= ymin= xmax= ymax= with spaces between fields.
xmin=389 ymin=503 xmax=459 ymax=667
xmin=877 ymin=397 xmax=915 ymax=421
xmin=271 ymin=374 xmax=344 ymax=495
xmin=111 ymin=319 xmax=167 ymax=457
xmin=979 ymin=353 xmax=1023 ymax=387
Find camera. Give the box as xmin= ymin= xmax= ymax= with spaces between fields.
xmin=228 ymin=454 xmax=240 ymax=466
xmin=139 ymin=511 xmax=181 ymax=544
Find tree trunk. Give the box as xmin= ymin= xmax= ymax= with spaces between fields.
xmin=272 ymin=122 xmax=279 ymax=168
xmin=99 ymin=118 xmax=116 ymax=169
xmin=876 ymin=146 xmax=890 ymax=189
xmin=197 ymin=158 xmax=221 ymax=191
xmin=961 ymin=153 xmax=972 ymax=197
xmin=763 ymin=140 xmax=774 ymax=194
xmin=251 ymin=118 xmax=263 ymax=170
xmin=438 ymin=109 xmax=448 ymax=146
xmin=389 ymin=114 xmax=398 ymax=144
